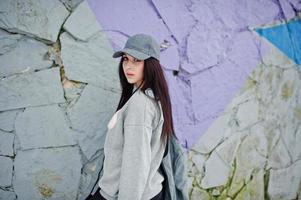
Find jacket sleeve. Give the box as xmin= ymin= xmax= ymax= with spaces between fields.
xmin=118 ymin=124 xmax=152 ymax=199
xmin=118 ymin=96 xmax=155 ymax=199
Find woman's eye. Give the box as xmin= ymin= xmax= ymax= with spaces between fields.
xmin=134 ymin=59 xmax=141 ymax=62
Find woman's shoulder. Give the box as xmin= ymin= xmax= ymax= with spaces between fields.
xmin=126 ymin=88 xmax=158 ymax=112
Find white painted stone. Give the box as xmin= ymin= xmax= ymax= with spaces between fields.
xmin=0 ymin=67 xmax=65 ymax=111
xmin=234 ymin=170 xmax=264 ymax=200
xmin=0 ymin=109 xmax=19 ymax=132
xmin=191 ymin=187 xmax=210 ymax=200
xmin=268 ymin=160 xmax=301 ymax=200
xmin=235 ymin=99 xmax=259 ymax=130
xmin=262 ymin=44 xmax=296 ymax=69
xmin=229 ymin=133 xmax=266 ymax=197
xmin=268 ymin=136 xmax=292 ymax=169
xmin=224 ymin=86 xmax=255 ymax=114
xmin=0 ymin=130 xmax=14 ymax=156
xmin=60 ymin=31 xmax=120 ymax=91
xmin=67 ymin=84 xmax=119 ymax=159
xmin=249 ymin=123 xmax=268 ymax=158
xmin=216 ymin=133 xmax=241 ymax=164
xmin=193 ymin=112 xmax=232 ymax=154
xmin=190 ymin=151 xmax=206 ymax=176
xmin=13 ymin=146 xmax=81 ymax=200
xmin=15 ymin=104 xmax=76 ymax=150
xmin=0 ymin=156 xmax=13 ymax=187
xmin=201 ymin=152 xmax=231 ymax=189
xmin=63 ymin=0 xmax=101 ymax=41
xmin=0 ymin=0 xmax=69 ymax=42
xmin=0 ymin=30 xmax=52 ymax=78
xmin=254 ymin=65 xmax=283 ymax=110
xmin=60 ymin=0 xmax=83 ymax=10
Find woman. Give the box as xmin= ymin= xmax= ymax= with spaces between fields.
xmin=89 ymin=33 xmax=175 ymax=200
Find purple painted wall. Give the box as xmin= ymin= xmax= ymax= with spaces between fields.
xmin=87 ymin=0 xmax=299 ymax=148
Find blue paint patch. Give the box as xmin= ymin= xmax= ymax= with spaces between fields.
xmin=256 ymin=19 xmax=301 ymax=66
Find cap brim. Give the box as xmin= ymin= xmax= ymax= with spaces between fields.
xmin=112 ymin=48 xmax=150 ymax=60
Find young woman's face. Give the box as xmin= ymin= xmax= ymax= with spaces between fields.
xmin=122 ymin=53 xmax=145 ymax=87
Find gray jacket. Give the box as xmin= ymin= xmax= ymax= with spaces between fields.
xmin=90 ymin=88 xmax=189 ymax=199
xmin=159 ymin=134 xmax=189 ymax=200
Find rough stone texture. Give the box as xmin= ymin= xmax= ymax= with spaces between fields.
xmin=13 ymin=147 xmax=81 ymax=200
xmin=0 ymin=0 xmax=69 ymax=43
xmin=0 ymin=130 xmax=14 ymax=156
xmin=193 ymin=112 xmax=232 ymax=154
xmin=188 ymin=45 xmax=301 ymax=199
xmin=0 ymin=29 xmax=53 ymax=78
xmin=201 ymin=152 xmax=231 ymax=189
xmin=67 ymin=84 xmax=119 ymax=160
xmin=60 ymin=0 xmax=84 ymax=11
xmin=268 ymin=160 xmax=301 ymax=200
xmin=15 ymin=104 xmax=76 ymax=150
xmin=0 ymin=156 xmax=13 ymax=187
xmin=86 ymin=0 xmax=176 ymax=71
xmin=234 ymin=170 xmax=265 ymax=200
xmin=151 ymin=0 xmax=196 ymax=44
xmin=0 ymin=0 xmax=300 ymax=199
xmin=0 ymin=110 xmax=19 ymax=132
xmin=63 ymin=1 xmax=101 ymax=41
xmin=0 ymin=67 xmax=65 ymax=111
xmin=0 ymin=190 xmax=16 ymax=200
xmin=60 ymin=31 xmax=120 ymax=91
xmin=235 ymin=99 xmax=259 ymax=130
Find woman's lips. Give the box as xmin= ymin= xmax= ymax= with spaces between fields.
xmin=126 ymin=73 xmax=134 ymax=76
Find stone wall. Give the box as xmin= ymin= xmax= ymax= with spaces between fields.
xmin=0 ymin=0 xmax=120 ymax=199
xmin=0 ymin=0 xmax=300 ymax=199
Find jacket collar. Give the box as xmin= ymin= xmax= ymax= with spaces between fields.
xmin=133 ymin=85 xmax=155 ymax=99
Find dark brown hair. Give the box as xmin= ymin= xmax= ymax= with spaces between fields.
xmin=116 ymin=56 xmax=175 ymax=145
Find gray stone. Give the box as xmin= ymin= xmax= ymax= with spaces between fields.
xmin=268 ymin=160 xmax=301 ymax=200
xmin=15 ymin=104 xmax=76 ymax=150
xmin=62 ymin=80 xmax=85 ymax=104
xmin=13 ymin=146 xmax=81 ymax=200
xmin=78 ymin=150 xmax=104 ymax=200
xmin=201 ymin=152 xmax=231 ymax=189
xmin=0 ymin=156 xmax=13 ymax=187
xmin=60 ymin=31 xmax=120 ymax=91
xmin=0 ymin=30 xmax=22 ymax=54
xmin=0 ymin=67 xmax=65 ymax=111
xmin=0 ymin=130 xmax=14 ymax=156
xmin=63 ymin=0 xmax=101 ymax=41
xmin=67 ymin=84 xmax=119 ymax=159
xmin=0 ymin=109 xmax=19 ymax=132
xmin=0 ymin=30 xmax=52 ymax=78
xmin=0 ymin=0 xmax=69 ymax=43
xmin=0 ymin=190 xmax=16 ymax=200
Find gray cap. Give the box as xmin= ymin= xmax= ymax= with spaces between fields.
xmin=112 ymin=34 xmax=160 ymax=61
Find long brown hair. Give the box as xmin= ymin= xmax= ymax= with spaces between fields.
xmin=116 ymin=56 xmax=175 ymax=145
